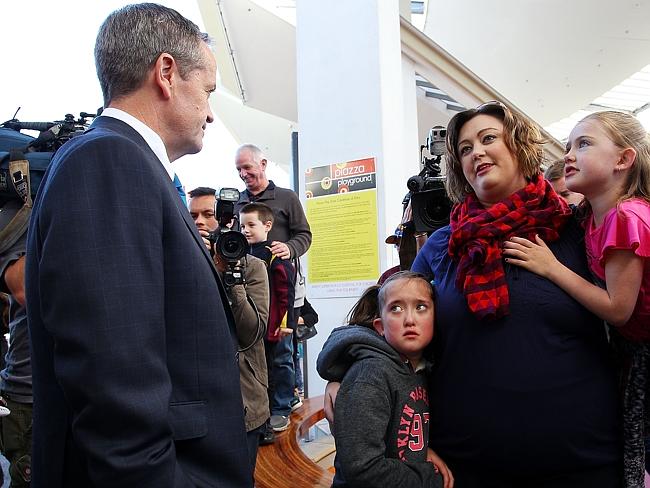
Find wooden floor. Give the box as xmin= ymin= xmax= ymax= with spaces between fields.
xmin=255 ymin=395 xmax=334 ymax=488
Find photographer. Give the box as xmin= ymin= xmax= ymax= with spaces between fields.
xmin=188 ymin=187 xmax=270 ymax=482
xmin=0 ymin=200 xmax=32 ymax=487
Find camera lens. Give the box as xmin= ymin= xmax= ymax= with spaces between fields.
xmin=407 ymin=175 xmax=424 ymax=192
xmin=216 ymin=230 xmax=249 ymax=260
xmin=410 ymin=183 xmax=452 ymax=231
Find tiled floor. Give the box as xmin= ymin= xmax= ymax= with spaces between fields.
xmin=298 ymin=419 xmax=336 ymax=470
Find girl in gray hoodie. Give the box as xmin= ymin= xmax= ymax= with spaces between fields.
xmin=317 ymin=271 xmax=452 ymax=488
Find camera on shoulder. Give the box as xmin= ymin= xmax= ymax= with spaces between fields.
xmin=408 ymin=125 xmax=452 ymax=233
xmin=206 ymin=188 xmax=249 ymax=287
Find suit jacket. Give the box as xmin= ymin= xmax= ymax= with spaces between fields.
xmin=25 ymin=116 xmax=251 ymax=487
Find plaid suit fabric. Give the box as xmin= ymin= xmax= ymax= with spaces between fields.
xmin=448 ymin=174 xmax=571 ymax=320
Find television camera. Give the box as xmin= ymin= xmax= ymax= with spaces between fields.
xmin=0 ymin=110 xmax=96 ymax=206
xmin=407 ymin=125 xmax=452 ymax=233
xmin=1 ymin=111 xmax=96 ymax=153
xmin=206 ymin=187 xmax=249 ymax=287
xmin=0 ymin=109 xmax=96 ymax=255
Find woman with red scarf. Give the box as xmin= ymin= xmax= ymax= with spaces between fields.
xmin=410 ymin=102 xmax=621 ymax=487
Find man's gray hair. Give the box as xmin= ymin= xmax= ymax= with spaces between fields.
xmin=236 ymin=144 xmax=264 ymax=163
xmin=95 ymin=3 xmax=211 ymax=105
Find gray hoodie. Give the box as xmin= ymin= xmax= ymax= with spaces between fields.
xmin=317 ymin=325 xmax=442 ymax=488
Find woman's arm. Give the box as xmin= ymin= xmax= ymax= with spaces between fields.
xmin=503 ymin=235 xmax=643 ymax=327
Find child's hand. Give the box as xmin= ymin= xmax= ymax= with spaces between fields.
xmin=502 ymin=235 xmax=558 ymax=278
xmin=278 ymin=327 xmax=293 ymax=337
xmin=426 ymin=448 xmax=454 ymax=488
xmin=427 ymin=448 xmax=454 ymax=488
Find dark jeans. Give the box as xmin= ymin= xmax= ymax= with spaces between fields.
xmin=450 ymin=463 xmax=622 ymax=488
xmin=246 ymin=424 xmax=265 ymax=482
xmin=0 ymin=395 xmax=32 ymax=488
xmin=264 ymin=336 xmax=295 ymax=417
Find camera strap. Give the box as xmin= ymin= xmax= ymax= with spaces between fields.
xmin=0 ymin=151 xmax=32 ymax=254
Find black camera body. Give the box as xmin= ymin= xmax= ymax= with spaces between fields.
xmin=207 ymin=188 xmax=249 ymax=287
xmin=0 ymin=112 xmax=96 ymax=204
xmin=408 ymin=125 xmax=453 ymax=233
xmin=2 ymin=112 xmax=96 ymax=153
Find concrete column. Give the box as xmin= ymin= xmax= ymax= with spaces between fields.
xmin=296 ymin=0 xmax=420 ymax=396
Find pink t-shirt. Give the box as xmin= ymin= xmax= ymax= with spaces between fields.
xmin=585 ymin=198 xmax=650 ymax=341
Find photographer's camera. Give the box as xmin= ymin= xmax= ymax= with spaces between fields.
xmin=208 ymin=188 xmax=249 ymax=287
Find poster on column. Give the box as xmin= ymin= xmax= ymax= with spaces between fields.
xmin=305 ymin=157 xmax=379 ymax=298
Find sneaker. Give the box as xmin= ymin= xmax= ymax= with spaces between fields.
xmin=259 ymin=425 xmax=275 ymax=445
xmin=269 ymin=414 xmax=290 ymax=432
xmin=290 ymin=397 xmax=303 ymax=412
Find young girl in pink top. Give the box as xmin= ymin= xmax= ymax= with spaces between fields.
xmin=503 ymin=110 xmax=650 ymax=488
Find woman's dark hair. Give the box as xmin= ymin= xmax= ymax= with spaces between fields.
xmin=445 ymin=101 xmax=546 ymax=203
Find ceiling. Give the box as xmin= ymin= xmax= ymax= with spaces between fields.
xmin=198 ymin=0 xmax=650 ymax=167
xmin=422 ymin=0 xmax=650 ymax=139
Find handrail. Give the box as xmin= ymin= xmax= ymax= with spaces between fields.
xmin=255 ymin=395 xmax=334 ymax=488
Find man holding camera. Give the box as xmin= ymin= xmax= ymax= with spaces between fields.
xmin=25 ymin=4 xmax=249 ymax=487
xmin=188 ymin=187 xmax=270 ymax=481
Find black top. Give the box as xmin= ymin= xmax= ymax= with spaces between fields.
xmin=411 ymin=217 xmax=620 ymax=477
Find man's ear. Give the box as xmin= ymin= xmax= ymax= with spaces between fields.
xmin=372 ymin=317 xmax=384 ymax=336
xmin=260 ymin=158 xmax=268 ymax=171
xmin=617 ymin=147 xmax=637 ymax=171
xmin=153 ymin=52 xmax=176 ymax=100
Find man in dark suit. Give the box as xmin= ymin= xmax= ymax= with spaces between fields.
xmin=25 ymin=4 xmax=250 ymax=487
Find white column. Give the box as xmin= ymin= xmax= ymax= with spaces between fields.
xmin=296 ymin=0 xmax=419 ymax=396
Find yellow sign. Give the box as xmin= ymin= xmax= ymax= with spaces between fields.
xmin=307 ymin=188 xmax=379 ymax=297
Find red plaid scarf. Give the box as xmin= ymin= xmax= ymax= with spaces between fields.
xmin=448 ymin=174 xmax=571 ymax=320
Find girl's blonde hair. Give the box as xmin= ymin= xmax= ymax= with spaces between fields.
xmin=580 ymin=111 xmax=650 ymax=203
